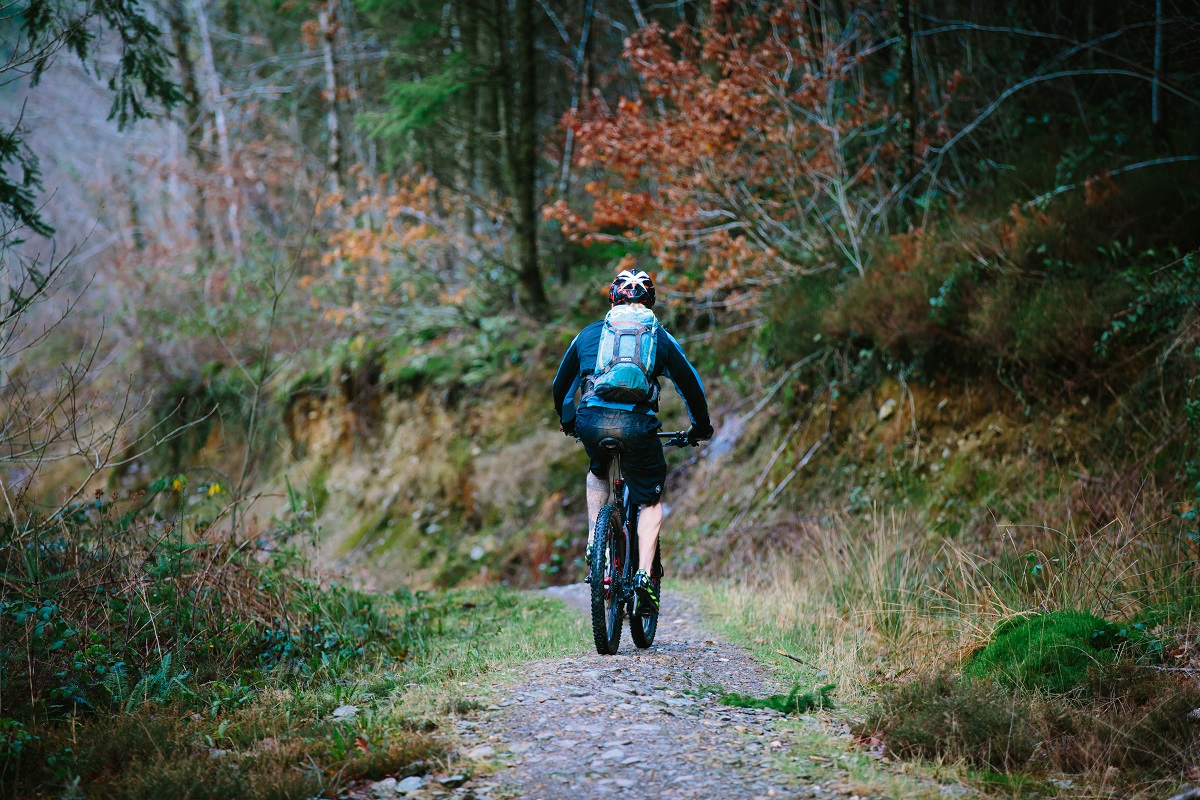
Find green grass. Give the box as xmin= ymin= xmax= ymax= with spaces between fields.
xmin=682 ymin=580 xmax=981 ymax=799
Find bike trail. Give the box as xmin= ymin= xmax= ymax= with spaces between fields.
xmin=454 ymin=585 xmax=813 ymax=800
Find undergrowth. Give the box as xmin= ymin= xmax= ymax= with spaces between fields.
xmin=690 ymin=502 xmax=1200 ymax=797
xmin=0 ymin=474 xmax=585 ymax=797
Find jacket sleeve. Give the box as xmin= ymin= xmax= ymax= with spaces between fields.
xmin=660 ymin=330 xmax=711 ymax=428
xmin=552 ymin=334 xmax=582 ymax=422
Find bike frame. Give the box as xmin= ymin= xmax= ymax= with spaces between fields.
xmin=602 ymin=431 xmax=687 ymax=617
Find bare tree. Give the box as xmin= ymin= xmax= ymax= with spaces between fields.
xmin=167 ymin=0 xmax=215 ymax=252
xmin=318 ymin=0 xmax=344 ymax=197
xmin=192 ymin=0 xmax=243 ymax=262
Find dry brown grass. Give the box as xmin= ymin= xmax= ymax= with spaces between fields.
xmin=692 ymin=499 xmax=1200 ymax=791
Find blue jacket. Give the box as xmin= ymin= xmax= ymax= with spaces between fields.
xmin=553 ymin=319 xmax=711 ymax=430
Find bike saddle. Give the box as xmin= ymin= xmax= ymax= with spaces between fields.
xmin=598 ymin=437 xmax=625 ymax=454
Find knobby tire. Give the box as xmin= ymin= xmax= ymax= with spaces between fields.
xmin=589 ymin=505 xmax=624 ymax=655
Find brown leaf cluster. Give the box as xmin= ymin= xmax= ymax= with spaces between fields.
xmin=549 ymin=0 xmax=913 ymax=295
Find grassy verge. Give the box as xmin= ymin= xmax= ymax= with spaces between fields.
xmin=683 ymin=580 xmax=982 ymax=800
xmin=3 ymin=586 xmax=584 ymax=799
xmin=685 ymin=507 xmax=1200 ymax=799
xmin=0 ymin=481 xmax=585 ymax=799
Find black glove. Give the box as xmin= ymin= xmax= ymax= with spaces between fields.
xmin=561 ymin=419 xmax=576 ymax=437
xmin=687 ymin=422 xmax=714 ymax=445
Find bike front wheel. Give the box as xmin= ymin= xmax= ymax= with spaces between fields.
xmin=589 ymin=504 xmax=625 ymax=655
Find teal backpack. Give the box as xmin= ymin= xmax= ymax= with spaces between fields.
xmin=587 ymin=304 xmax=660 ymax=404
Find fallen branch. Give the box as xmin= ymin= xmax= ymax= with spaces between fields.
xmin=1025 ymin=155 xmax=1200 ymax=208
xmin=674 ymin=317 xmax=766 ymax=344
xmin=737 ymin=350 xmax=826 ymax=428
xmin=765 ymin=433 xmax=830 ymax=507
xmin=776 ymin=649 xmax=821 ymax=670
xmin=1138 ymin=665 xmax=1200 ymax=674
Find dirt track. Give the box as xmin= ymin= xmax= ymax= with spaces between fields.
xmin=454 ymin=585 xmax=817 ymax=800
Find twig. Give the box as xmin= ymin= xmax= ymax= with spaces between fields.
xmin=776 ymin=649 xmax=820 ymax=670
xmin=1025 ymin=155 xmax=1200 ymax=208
xmin=764 ymin=433 xmax=829 ymax=507
xmin=737 ymin=350 xmax=825 ymax=427
xmin=675 ymin=317 xmax=766 ymax=344
xmin=1166 ymin=789 xmax=1200 ymax=800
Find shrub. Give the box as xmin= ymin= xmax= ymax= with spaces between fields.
xmin=0 ymin=485 xmax=420 ymax=720
xmin=0 ymin=482 xmax=460 ymax=798
xmin=821 ymin=174 xmax=1200 ymax=394
xmin=149 ymin=362 xmax=256 ymax=474
xmin=1039 ymin=666 xmax=1200 ymax=775
xmin=760 ymin=274 xmax=838 ymax=366
xmin=861 ymin=672 xmax=1036 ymax=771
xmin=823 ymin=256 xmax=956 ymax=365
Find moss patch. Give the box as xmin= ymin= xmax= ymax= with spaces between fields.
xmin=963 ymin=610 xmax=1136 ymax=694
xmin=720 ymin=684 xmax=836 ymax=715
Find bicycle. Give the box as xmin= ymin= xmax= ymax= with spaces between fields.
xmin=586 ymin=429 xmax=695 ymax=655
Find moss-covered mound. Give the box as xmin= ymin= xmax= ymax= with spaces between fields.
xmin=963 ymin=611 xmax=1137 ymax=694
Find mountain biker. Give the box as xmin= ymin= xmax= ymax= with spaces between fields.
xmin=552 ymin=269 xmax=714 ymax=614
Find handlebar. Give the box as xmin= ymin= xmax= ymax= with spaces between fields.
xmin=563 ymin=427 xmax=703 ymax=448
xmin=658 ymin=430 xmax=699 ymax=448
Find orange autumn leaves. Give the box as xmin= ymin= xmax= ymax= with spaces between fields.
xmin=547 ymin=0 xmax=910 ymax=298
xmin=313 ymin=172 xmax=479 ymax=326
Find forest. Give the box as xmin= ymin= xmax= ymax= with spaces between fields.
xmin=3 ymin=0 xmax=1200 ymax=797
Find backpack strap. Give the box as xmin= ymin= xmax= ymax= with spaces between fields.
xmin=612 ymin=323 xmax=651 ymax=372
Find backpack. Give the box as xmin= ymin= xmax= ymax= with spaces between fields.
xmin=586 ymin=304 xmax=660 ymax=404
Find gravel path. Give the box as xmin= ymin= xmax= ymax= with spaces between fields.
xmin=454 ymin=585 xmax=809 ymax=800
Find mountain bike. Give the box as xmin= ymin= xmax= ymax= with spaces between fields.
xmin=587 ymin=429 xmax=694 ymax=655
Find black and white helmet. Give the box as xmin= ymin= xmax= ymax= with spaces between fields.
xmin=609 ymin=269 xmax=656 ymax=308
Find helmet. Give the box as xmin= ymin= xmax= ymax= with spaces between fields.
xmin=609 ymin=269 xmax=656 ymax=308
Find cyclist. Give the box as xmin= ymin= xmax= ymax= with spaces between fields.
xmin=552 ymin=269 xmax=714 ymax=614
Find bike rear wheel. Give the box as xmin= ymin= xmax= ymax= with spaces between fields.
xmin=589 ymin=504 xmax=625 ymax=655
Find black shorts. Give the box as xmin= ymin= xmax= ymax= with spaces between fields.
xmin=576 ymin=406 xmax=666 ymax=506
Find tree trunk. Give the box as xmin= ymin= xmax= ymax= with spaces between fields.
xmin=192 ymin=0 xmax=242 ymax=262
xmin=168 ymin=0 xmax=213 ymax=253
xmin=458 ymin=3 xmax=479 ymax=236
xmin=480 ymin=6 xmax=505 ymax=195
xmin=510 ymin=0 xmax=548 ymax=317
xmin=895 ymin=0 xmax=917 ymax=213
xmin=319 ymin=0 xmax=343 ymax=197
xmin=342 ymin=2 xmax=375 ymax=183
xmin=556 ymin=0 xmax=595 ymax=198
xmin=1152 ymin=0 xmax=1165 ymax=130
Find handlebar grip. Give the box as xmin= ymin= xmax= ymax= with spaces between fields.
xmin=658 ymin=431 xmax=693 ymax=448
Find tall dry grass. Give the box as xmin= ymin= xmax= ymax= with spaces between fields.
xmin=695 ymin=504 xmax=1199 ymax=704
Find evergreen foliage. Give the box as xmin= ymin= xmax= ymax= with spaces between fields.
xmin=1 ymin=0 xmax=181 ymax=235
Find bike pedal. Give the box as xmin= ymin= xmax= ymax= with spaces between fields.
xmin=584 ymin=574 xmax=592 ymax=584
